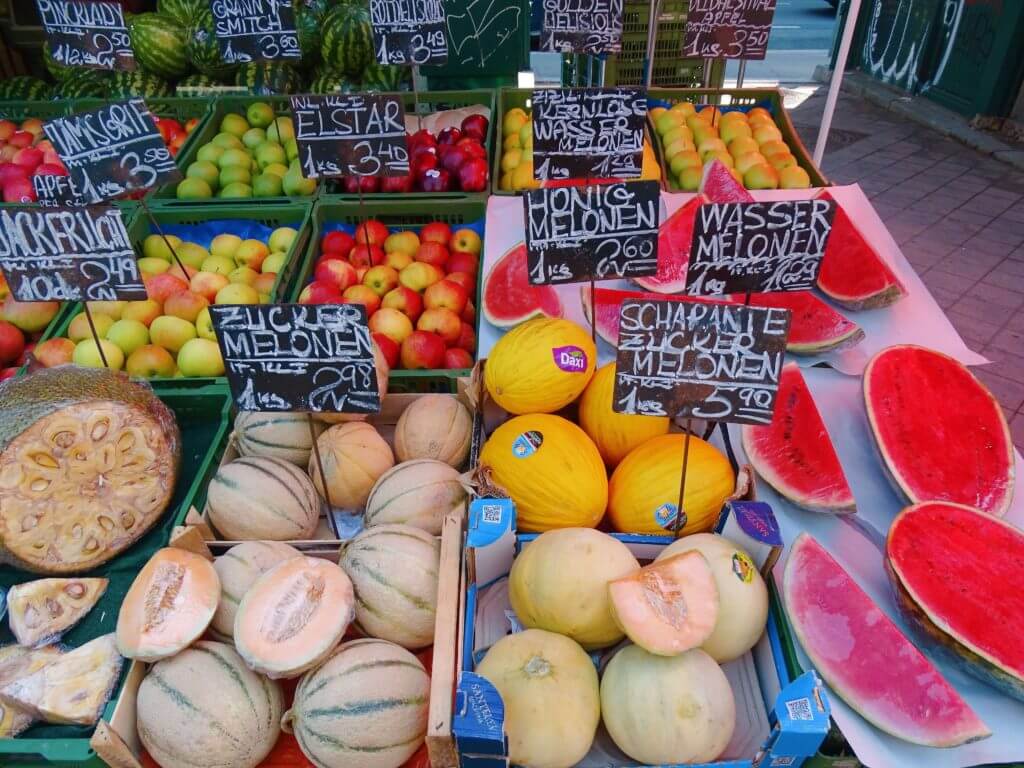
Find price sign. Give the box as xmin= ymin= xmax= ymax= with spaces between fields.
xmin=36 ymin=0 xmax=135 ymax=71
xmin=541 ymin=0 xmax=623 ymax=54
xmin=524 ymin=180 xmax=659 ymax=285
xmin=613 ymin=298 xmax=790 ymax=425
xmin=370 ymin=0 xmax=448 ymax=65
xmin=32 ymin=175 xmax=90 ymax=207
xmin=683 ymin=0 xmax=777 ymax=60
xmin=532 ymin=87 xmax=645 ymax=181
xmin=43 ymin=100 xmax=181 ymax=204
xmin=0 ymin=206 xmax=146 ymax=302
xmin=685 ymin=200 xmax=835 ymax=296
xmin=290 ymin=94 xmax=409 ymax=178
xmin=210 ymin=0 xmax=301 ymax=63
xmin=210 ymin=303 xmax=381 ymax=414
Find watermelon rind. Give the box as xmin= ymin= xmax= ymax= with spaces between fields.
xmin=129 ymin=13 xmax=191 ymax=80
xmin=186 ymin=8 xmax=240 ymax=80
xmin=320 ymin=4 xmax=373 ymax=78
xmin=308 ymin=69 xmax=358 ymax=95
xmin=632 ymin=195 xmax=705 ymax=294
xmin=361 ymin=63 xmax=408 ymax=92
xmin=733 ymin=291 xmax=864 ymax=355
xmin=0 ymin=77 xmax=51 ymax=102
xmin=235 ymin=62 xmax=304 ymax=95
xmin=483 ymin=243 xmax=564 ymax=328
xmin=156 ymin=0 xmax=204 ymax=26
xmin=109 ymin=71 xmax=173 ymax=99
xmin=56 ymin=69 xmax=114 ymax=99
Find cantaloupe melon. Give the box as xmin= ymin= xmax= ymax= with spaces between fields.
xmin=475 ymin=628 xmax=599 ymax=768
xmin=283 ymin=638 xmax=429 ymax=768
xmin=234 ymin=411 xmax=323 ymax=466
xmin=339 ymin=524 xmax=440 ymax=649
xmin=601 ymin=645 xmax=735 ymax=764
xmin=234 ymin=556 xmax=355 ymax=679
xmin=608 ymin=551 xmax=719 ymax=656
xmin=657 ymin=533 xmax=768 ymax=662
xmin=309 ymin=422 xmax=395 ymax=509
xmin=394 ymin=395 xmax=472 ymax=467
xmin=116 ymin=548 xmax=220 ymax=662
xmin=137 ymin=640 xmax=283 ymax=768
xmin=363 ymin=459 xmax=468 ymax=535
xmin=578 ymin=362 xmax=670 ymax=467
xmin=211 ymin=540 xmax=301 ymax=639
xmin=206 ymin=456 xmax=320 ymax=540
xmin=509 ymin=528 xmax=639 ymax=649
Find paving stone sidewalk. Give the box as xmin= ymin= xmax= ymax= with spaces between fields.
xmin=784 ymin=87 xmax=1024 ymax=449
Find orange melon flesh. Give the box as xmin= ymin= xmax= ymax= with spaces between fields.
xmin=608 ymin=551 xmax=719 ymax=656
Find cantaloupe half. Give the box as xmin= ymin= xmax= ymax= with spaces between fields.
xmin=608 ymin=551 xmax=719 ymax=656
xmin=116 ymin=548 xmax=220 ymax=662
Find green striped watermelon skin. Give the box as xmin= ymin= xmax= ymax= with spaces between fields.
xmin=309 ymin=69 xmax=359 ymax=94
xmin=321 ymin=4 xmax=373 ymax=77
xmin=156 ymin=0 xmax=204 ymax=26
xmin=0 ymin=77 xmax=52 ymax=101
xmin=361 ymin=63 xmax=407 ymax=92
xmin=234 ymin=62 xmax=305 ymax=95
xmin=294 ymin=3 xmax=323 ymax=70
xmin=129 ymin=12 xmax=191 ymax=80
xmin=187 ymin=8 xmax=240 ymax=80
xmin=42 ymin=40 xmax=76 ymax=83
xmin=109 ymin=71 xmax=173 ymax=99
xmin=55 ymin=69 xmax=114 ymax=98
xmin=176 ymin=73 xmax=229 ymax=90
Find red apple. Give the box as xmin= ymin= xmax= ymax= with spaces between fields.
xmin=342 ymin=175 xmax=380 ymax=193
xmin=417 ymin=168 xmax=451 ymax=193
xmin=349 ymin=244 xmax=386 ymax=268
xmin=190 ymin=272 xmax=230 ymax=303
xmin=412 ymin=151 xmax=438 ymax=174
xmin=409 ymin=129 xmax=437 ymax=150
xmin=419 ymin=222 xmax=452 ymax=245
xmin=447 ymin=251 xmax=479 ymax=275
xmin=380 ymin=174 xmax=414 ymax=193
xmin=33 ymin=337 xmax=75 ymax=368
xmin=322 ymin=230 xmax=355 ymax=256
xmin=461 ymin=114 xmax=489 ymax=142
xmin=12 ymin=147 xmax=42 ymax=170
xmin=437 ymin=127 xmax=462 ymax=146
xmin=456 ymin=137 xmax=488 ymax=162
xmin=462 ymin=299 xmax=476 ymax=324
xmin=417 ymin=307 xmax=461 ymax=345
xmin=355 ymin=220 xmax=390 ymax=247
xmin=457 ymin=157 xmax=489 ymax=192
xmin=3 ymin=177 xmax=35 ymax=203
xmin=400 ymin=330 xmax=445 ymax=369
xmin=371 ymin=331 xmax=399 ymax=368
xmin=298 ymin=281 xmax=344 ymax=305
xmin=8 ymin=131 xmax=32 ymax=149
xmin=0 ymin=367 xmax=17 ymax=380
xmin=415 ymin=241 xmax=449 ymax=269
xmin=315 ymin=258 xmax=358 ymax=292
xmin=445 ymin=271 xmax=475 ymax=294
xmin=362 ymin=264 xmax=400 ymax=297
xmin=444 ymin=348 xmax=473 ymax=369
xmin=0 ymin=319 xmax=25 ymax=366
xmin=423 ymin=279 xmax=468 ymax=315
xmin=456 ymin=322 xmax=476 ymax=353
xmin=342 ymin=284 xmax=381 ymax=315
xmin=34 ymin=163 xmax=68 ymax=177
xmin=164 ymin=291 xmax=209 ymax=323
xmin=0 ymin=162 xmax=26 ymax=185
xmin=381 ymin=285 xmax=423 ymax=323
xmin=368 ymin=307 xmax=414 ymax=345
xmin=145 ymin=273 xmax=189 ymax=303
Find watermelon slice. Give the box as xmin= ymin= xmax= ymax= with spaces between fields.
xmin=816 ymin=191 xmax=906 ymax=310
xmin=632 ymin=195 xmax=706 ymax=294
xmin=887 ymin=502 xmax=1024 ymax=703
xmin=729 ymin=291 xmax=863 ymax=354
xmin=482 ymin=243 xmax=564 ymax=328
xmin=700 ymin=159 xmax=754 ymax=203
xmin=784 ymin=533 xmax=990 ymax=748
xmin=864 ymin=345 xmax=1014 ymax=517
xmin=742 ymin=364 xmax=855 ymax=513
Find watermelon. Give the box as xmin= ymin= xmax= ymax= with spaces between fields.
xmin=784 ymin=533 xmax=989 ymax=748
xmin=887 ymin=502 xmax=1024 ymax=702
xmin=362 ymin=63 xmax=408 ymax=91
xmin=109 ymin=71 xmax=173 ymax=98
xmin=742 ymin=363 xmax=855 ymax=513
xmin=42 ymin=40 xmax=74 ymax=83
xmin=129 ymin=13 xmax=191 ymax=80
xmin=631 ymin=195 xmax=705 ymax=293
xmin=482 ymin=243 xmax=564 ymax=328
xmin=187 ymin=8 xmax=239 ymax=80
xmin=817 ymin=190 xmax=906 ymax=310
xmin=156 ymin=0 xmax=204 ymax=26
xmin=56 ymin=69 xmax=113 ymax=99
xmin=235 ymin=62 xmax=304 ymax=95
xmin=309 ymin=68 xmax=359 ymax=94
xmin=700 ymin=159 xmax=753 ymax=203
xmin=176 ymin=73 xmax=229 ymax=93
xmin=0 ymin=77 xmax=51 ymax=102
xmin=321 ymin=3 xmax=373 ymax=77
xmin=864 ymin=345 xmax=1014 ymax=517
xmin=294 ymin=2 xmax=323 ymax=69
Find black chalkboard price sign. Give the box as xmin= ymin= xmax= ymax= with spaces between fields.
xmin=210 ymin=303 xmax=381 ymax=414
xmin=36 ymin=0 xmax=135 ymax=71
xmin=685 ymin=199 xmax=835 ymax=296
xmin=523 ymin=180 xmax=660 ymax=285
xmin=541 ymin=0 xmax=623 ymax=54
xmin=683 ymin=0 xmax=777 ymax=60
xmin=43 ymin=100 xmax=181 ymax=204
xmin=532 ymin=87 xmax=646 ymax=181
xmin=290 ymin=94 xmax=410 ymax=178
xmin=210 ymin=0 xmax=301 ymax=63
xmin=32 ymin=174 xmax=90 ymax=208
xmin=613 ymin=298 xmax=790 ymax=425
xmin=0 ymin=206 xmax=146 ymax=302
xmin=370 ymin=0 xmax=448 ymax=65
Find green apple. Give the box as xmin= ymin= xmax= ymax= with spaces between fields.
xmin=186 ymin=160 xmax=219 ymax=188
xmin=86 ymin=301 xmax=126 ymax=319
xmin=73 ymin=338 xmax=124 ymax=370
xmin=210 ymin=233 xmax=242 ymax=260
xmin=176 ymin=242 xmax=210 ymax=268
xmin=282 ymin=161 xmax=316 ymax=196
xmin=242 ymin=127 xmax=266 ymax=149
xmin=68 ymin=311 xmax=113 ymax=342
xmin=150 ymin=315 xmax=197 ymax=353
xmin=284 ymin=138 xmax=298 ymax=162
xmin=177 ymin=338 xmax=225 ymax=377
xmin=176 ymin=177 xmax=212 ymax=200
xmin=267 ymin=116 xmax=295 ymax=144
xmin=211 ymin=132 xmax=244 ymax=150
xmin=219 ymin=166 xmax=252 ymax=187
xmin=220 ymin=113 xmax=250 ymax=138
xmin=217 ymin=148 xmax=251 ymax=170
xmin=261 ymin=252 xmax=287 ymax=274
xmin=201 ymin=255 xmax=235 ymax=276
xmin=195 ymin=307 xmax=216 ymax=340
xmin=196 ymin=144 xmax=225 ymax=165
xmin=215 ymin=283 xmax=260 ymax=305
xmin=126 ymin=344 xmax=176 ymax=378
xmin=106 ymin=319 xmax=150 ymax=357
xmin=219 ymin=182 xmax=252 ymax=198
xmin=263 ymin=162 xmax=288 ymax=178
xmin=268 ymin=227 xmax=297 ymax=253
xmin=253 ymin=172 xmax=284 ymax=197
xmin=255 ymin=142 xmax=287 ymax=169
xmin=137 ymin=257 xmax=170 ymax=275
xmin=229 ymin=266 xmax=259 ymax=285
xmin=246 ymin=102 xmax=275 ymax=129
xmin=143 ymin=233 xmax=182 ymax=262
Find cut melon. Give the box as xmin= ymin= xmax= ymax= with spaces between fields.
xmin=700 ymin=159 xmax=754 ymax=203
xmin=234 ymin=411 xmax=323 ymax=466
xmin=0 ymin=644 xmax=62 ymax=736
xmin=394 ymin=394 xmax=472 ymax=467
xmin=632 ymin=195 xmax=706 ymax=293
xmin=116 ymin=548 xmax=220 ymax=662
xmin=6 ymin=577 xmax=108 ymax=648
xmin=206 ymin=456 xmax=321 ymax=540
xmin=363 ymin=459 xmax=468 ymax=535
xmin=234 ymin=556 xmax=355 ymax=679
xmin=482 ymin=242 xmax=564 ymax=328
xmin=211 ymin=540 xmax=301 ymax=639
xmin=784 ymin=533 xmax=989 ymax=748
xmin=742 ymin=363 xmax=855 ymax=513
xmin=608 ymin=551 xmax=718 ymax=656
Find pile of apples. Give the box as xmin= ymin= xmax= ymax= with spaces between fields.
xmin=299 ymin=220 xmax=479 ymax=370
xmin=0 ymin=117 xmax=66 ymax=203
xmin=0 ymin=275 xmax=61 ymax=379
xmin=154 ymin=115 xmax=200 ymax=158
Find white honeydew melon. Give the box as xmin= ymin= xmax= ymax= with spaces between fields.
xmin=363 ymin=459 xmax=469 ymax=535
xmin=394 ymin=395 xmax=473 ymax=467
xmin=234 ymin=411 xmax=323 ymax=466
xmin=309 ymin=422 xmax=395 ymax=509
xmin=211 ymin=541 xmax=302 ymax=639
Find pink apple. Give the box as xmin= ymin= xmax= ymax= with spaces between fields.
xmin=416 ymin=307 xmax=461 ymax=345
xmin=12 ymin=147 xmax=42 ymax=170
xmin=3 ymin=178 xmax=35 ymax=203
xmin=145 ymin=273 xmax=189 ymax=304
xmin=34 ymin=163 xmax=68 ymax=177
xmin=444 ymin=348 xmax=473 ymax=369
xmin=321 ymin=230 xmax=355 ymax=256
xmin=368 ymin=307 xmax=413 ymax=345
xmin=315 ymin=258 xmax=358 ymax=292
xmin=8 ymin=131 xmax=32 ymax=149
xmin=362 ymin=265 xmax=400 ymax=297
xmin=33 ymin=337 xmax=75 ymax=368
xmin=163 ymin=291 xmax=209 ymax=323
xmin=342 ymin=284 xmax=382 ymax=315
xmin=190 ymin=272 xmax=230 ymax=303
xmin=381 ymin=285 xmax=423 ymax=323
xmin=423 ymin=279 xmax=468 ymax=315
xmin=456 ymin=321 xmax=476 ymax=353
xmin=415 ymin=241 xmax=449 ymax=269
xmin=371 ymin=331 xmax=399 ymax=368
xmin=349 ymin=244 xmax=385 ymax=268
xmin=0 ymin=162 xmax=27 ymax=185
xmin=462 ymin=299 xmax=475 ymax=324
xmin=448 ymin=251 xmax=479 ymax=274
xmin=444 ymin=271 xmax=475 ymax=295
xmin=298 ymin=281 xmax=344 ymax=305
xmin=355 ymin=220 xmax=389 ymax=247
xmin=419 ymin=222 xmax=452 ymax=245
xmin=400 ymin=330 xmax=445 ymax=369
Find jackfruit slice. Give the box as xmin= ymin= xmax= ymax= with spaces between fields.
xmin=0 ymin=644 xmax=63 ymax=736
xmin=8 ymin=578 xmax=109 ymax=648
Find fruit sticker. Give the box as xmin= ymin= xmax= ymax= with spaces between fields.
xmin=512 ymin=430 xmax=543 ymax=458
xmin=552 ymin=345 xmax=588 ymax=373
xmin=654 ymin=503 xmax=686 ymax=530
xmin=732 ymin=552 xmax=755 ymax=583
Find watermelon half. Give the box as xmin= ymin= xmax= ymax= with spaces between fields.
xmin=482 ymin=243 xmax=564 ymax=328
xmin=784 ymin=533 xmax=990 ymax=748
xmin=700 ymin=159 xmax=754 ymax=203
xmin=887 ymin=501 xmax=1024 ymax=703
xmin=632 ymin=194 xmax=706 ymax=294
xmin=742 ymin=364 xmax=855 ymax=513
xmin=865 ymin=345 xmax=1014 ymax=517
xmin=581 ymin=286 xmax=728 ymax=347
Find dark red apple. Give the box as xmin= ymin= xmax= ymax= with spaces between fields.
xmin=461 ymin=114 xmax=489 ymax=142
xmin=441 ymin=146 xmax=469 ymax=174
xmin=0 ymin=163 xmax=27 ymax=185
xmin=409 ymin=129 xmax=436 ymax=151
xmin=380 ymin=174 xmax=414 ymax=193
xmin=3 ymin=178 xmax=35 ymax=203
xmin=342 ymin=175 xmax=380 ymax=193
xmin=456 ymin=137 xmax=487 ymax=162
xmin=417 ymin=168 xmax=451 ymax=193
xmin=371 ymin=332 xmax=400 ymax=368
xmin=322 ymin=230 xmax=355 ymax=256
xmin=457 ymin=158 xmax=489 ymax=192
xmin=437 ymin=127 xmax=462 ymax=146
xmin=412 ymin=152 xmax=438 ymax=174
xmin=0 ymin=320 xmax=25 ymax=367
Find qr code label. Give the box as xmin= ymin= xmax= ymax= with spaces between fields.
xmin=481 ymin=504 xmax=503 ymax=524
xmin=770 ymin=758 xmax=795 ymax=766
xmin=785 ymin=697 xmax=813 ymax=721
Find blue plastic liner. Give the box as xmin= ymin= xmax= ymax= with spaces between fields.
xmin=153 ymin=218 xmax=281 ymax=248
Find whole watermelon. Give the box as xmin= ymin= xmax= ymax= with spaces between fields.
xmin=129 ymin=13 xmax=191 ymax=80
xmin=176 ymin=73 xmax=229 ymax=91
xmin=109 ymin=71 xmax=173 ymax=99
xmin=294 ymin=3 xmax=323 ymax=70
xmin=309 ymin=68 xmax=359 ymax=94
xmin=235 ymin=62 xmax=304 ymax=95
xmin=57 ymin=69 xmax=114 ymax=99
xmin=156 ymin=0 xmax=204 ymax=26
xmin=361 ymin=63 xmax=408 ymax=92
xmin=0 ymin=77 xmax=51 ymax=101
xmin=321 ymin=4 xmax=373 ymax=77
xmin=187 ymin=8 xmax=239 ymax=80
xmin=42 ymin=40 xmax=75 ymax=83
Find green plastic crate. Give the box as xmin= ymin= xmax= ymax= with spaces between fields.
xmin=0 ymin=381 xmax=232 ymax=768
xmin=291 ymin=198 xmax=486 ymax=392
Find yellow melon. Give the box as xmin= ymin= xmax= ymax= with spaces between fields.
xmin=608 ymin=434 xmax=734 ymax=535
xmin=578 ymin=363 xmax=670 ymax=467
xmin=479 ymin=414 xmax=607 ymax=532
xmin=394 ymin=394 xmax=472 ymax=467
xmin=484 ymin=318 xmax=596 ymax=414
xmin=309 ymin=422 xmax=395 ymax=509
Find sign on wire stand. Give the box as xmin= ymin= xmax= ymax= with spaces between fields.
xmin=532 ymin=87 xmax=646 ymax=181
xmin=685 ymin=199 xmax=835 ymax=296
xmin=523 ymin=180 xmax=660 ymax=285
xmin=43 ymin=100 xmax=180 ymax=204
xmin=541 ymin=0 xmax=623 ymax=54
xmin=36 ymin=0 xmax=135 ymax=71
xmin=210 ymin=303 xmax=381 ymax=414
xmin=370 ymin=0 xmax=448 ymax=65
xmin=290 ymin=94 xmax=410 ymax=178
xmin=0 ymin=206 xmax=146 ymax=301
xmin=613 ymin=298 xmax=790 ymax=424
xmin=210 ymin=0 xmax=301 ymax=63
xmin=683 ymin=0 xmax=777 ymax=59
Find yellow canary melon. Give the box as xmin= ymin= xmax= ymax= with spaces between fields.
xmin=509 ymin=528 xmax=639 ymax=649
xmin=578 ymin=363 xmax=670 ymax=467
xmin=657 ymin=533 xmax=768 ymax=662
xmin=394 ymin=394 xmax=472 ymax=467
xmin=608 ymin=433 xmax=734 ymax=535
xmin=479 ymin=414 xmax=607 ymax=532
xmin=476 ymin=629 xmax=600 ymax=768
xmin=484 ymin=318 xmax=596 ymax=414
xmin=309 ymin=422 xmax=395 ymax=509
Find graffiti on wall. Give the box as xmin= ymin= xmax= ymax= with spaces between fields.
xmin=861 ymin=0 xmax=965 ymax=92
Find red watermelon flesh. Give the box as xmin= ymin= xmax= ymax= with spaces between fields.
xmin=700 ymin=159 xmax=754 ymax=203
xmin=633 ymin=194 xmax=706 ymax=294
xmin=816 ymin=190 xmax=906 ymax=310
xmin=784 ymin=533 xmax=990 ymax=748
xmin=581 ymin=285 xmax=729 ymax=347
xmin=864 ymin=345 xmax=1014 ymax=517
xmin=482 ymin=242 xmax=564 ymax=328
xmin=730 ymin=291 xmax=864 ymax=355
xmin=742 ymin=363 xmax=855 ymax=513
xmin=887 ymin=501 xmax=1024 ymax=703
